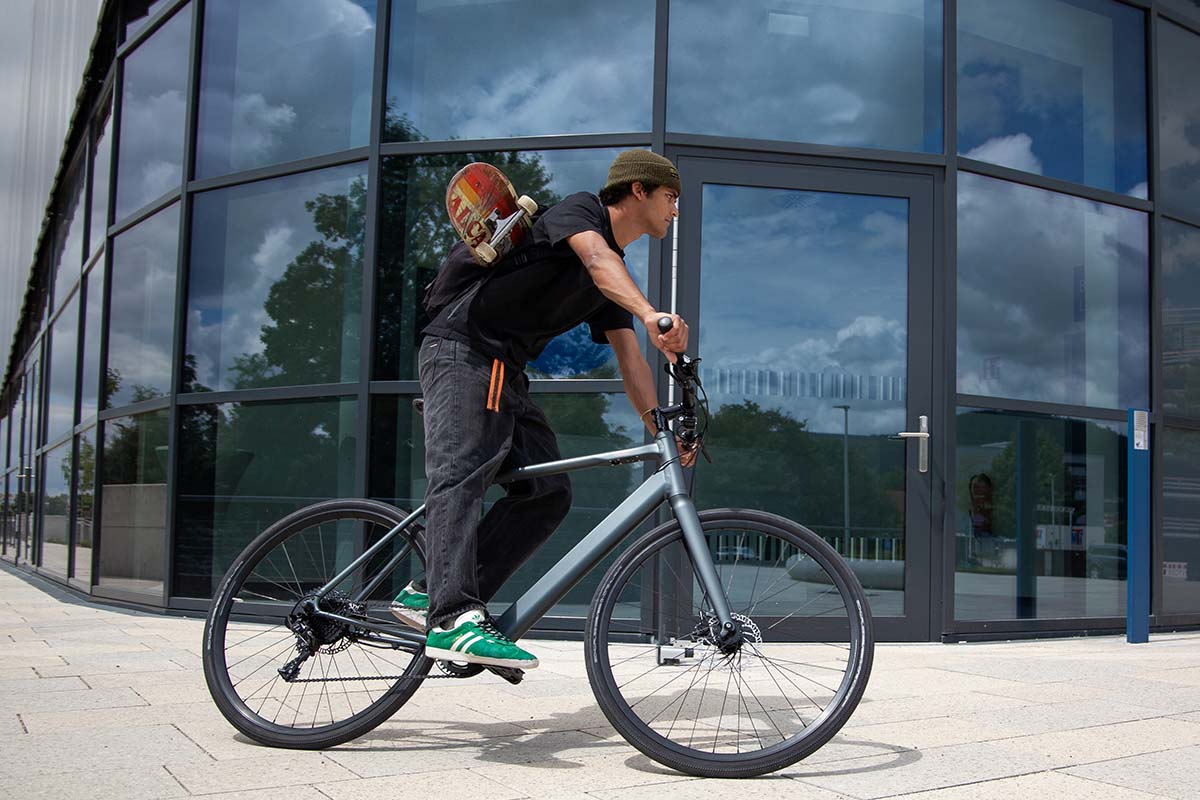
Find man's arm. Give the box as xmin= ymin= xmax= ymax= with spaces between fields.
xmin=569 ymin=230 xmax=688 ymax=360
xmin=608 ymin=328 xmax=698 ymax=466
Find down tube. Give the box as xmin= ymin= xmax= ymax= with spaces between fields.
xmin=497 ymin=473 xmax=669 ymax=640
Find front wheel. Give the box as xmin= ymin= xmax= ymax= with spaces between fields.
xmin=585 ymin=508 xmax=873 ymax=778
xmin=202 ymin=499 xmax=432 ymax=749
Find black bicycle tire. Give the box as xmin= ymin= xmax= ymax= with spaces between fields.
xmin=202 ymin=498 xmax=432 ymax=749
xmin=585 ymin=508 xmax=874 ymax=778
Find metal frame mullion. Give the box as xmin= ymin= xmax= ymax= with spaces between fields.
xmin=941 ymin=0 xmax=959 ymax=639
xmin=98 ymin=396 xmax=169 ymax=422
xmin=176 ymin=384 xmax=359 ymax=407
xmin=1148 ymin=2 xmax=1166 ymax=622
xmin=108 ymin=188 xmax=182 ymax=238
xmin=356 ymin=0 xmax=391 ymax=505
xmin=1158 ymin=0 xmax=1200 ymax=34
xmin=187 ymin=148 xmax=371 ymax=195
xmin=378 ymin=133 xmax=650 ymax=159
xmin=957 ymin=157 xmax=1154 ymax=213
xmin=955 ymin=394 xmax=1132 ymax=424
xmin=162 ymin=0 xmax=206 ymax=608
xmin=117 ymin=0 xmax=191 ymax=56
xmin=665 ymin=132 xmax=946 ymax=170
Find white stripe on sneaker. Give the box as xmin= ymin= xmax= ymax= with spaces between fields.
xmin=451 ymin=631 xmax=475 ymax=652
xmin=456 ymin=634 xmax=483 ymax=653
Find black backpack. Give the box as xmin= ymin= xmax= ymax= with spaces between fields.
xmin=422 ymin=210 xmax=545 ymax=320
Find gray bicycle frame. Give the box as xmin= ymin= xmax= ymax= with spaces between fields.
xmin=311 ymin=429 xmax=735 ymax=646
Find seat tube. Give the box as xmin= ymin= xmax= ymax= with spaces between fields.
xmin=657 ymin=433 xmax=735 ymax=629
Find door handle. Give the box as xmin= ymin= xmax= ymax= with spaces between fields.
xmin=893 ymin=415 xmax=929 ymax=473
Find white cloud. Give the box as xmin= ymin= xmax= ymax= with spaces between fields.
xmin=963 ymin=133 xmax=1043 ymax=175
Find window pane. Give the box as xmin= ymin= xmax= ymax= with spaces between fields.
xmin=1162 ymin=1 xmax=1200 ymax=25
xmin=1163 ymin=220 xmax=1200 ymax=418
xmin=385 ymin=0 xmax=652 ymax=142
xmin=174 ymin=397 xmax=357 ymax=599
xmin=1163 ymin=427 xmax=1200 ymax=613
xmin=367 ymin=393 xmax=642 ymax=617
xmin=375 ymin=149 xmax=648 ymax=381
xmin=185 ymin=165 xmax=365 ymax=393
xmin=196 ymin=1 xmax=376 ymax=178
xmin=1159 ymin=19 xmax=1200 ymax=220
xmin=45 ymin=293 xmax=80 ymax=444
xmin=41 ymin=441 xmax=72 ymax=580
xmin=90 ymin=98 xmax=113 ymax=259
xmin=955 ymin=408 xmax=1126 ymax=620
xmin=957 ymin=0 xmax=1148 ymax=197
xmin=124 ymin=0 xmax=172 ymax=38
xmin=107 ymin=203 xmax=179 ymax=408
xmin=694 ymin=184 xmax=910 ymax=616
xmin=668 ymin=0 xmax=943 ymax=153
xmin=53 ymin=158 xmax=86 ymax=311
xmin=115 ymin=3 xmax=191 ymax=220
xmin=80 ymin=266 xmax=105 ymax=422
xmin=74 ymin=429 xmax=95 ymax=586
xmin=100 ymin=411 xmax=168 ymax=597
xmin=957 ymin=172 xmax=1148 ymax=409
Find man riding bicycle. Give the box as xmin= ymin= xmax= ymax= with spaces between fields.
xmin=390 ymin=150 xmax=690 ymax=670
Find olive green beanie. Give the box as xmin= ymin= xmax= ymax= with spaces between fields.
xmin=603 ymin=149 xmax=681 ymax=194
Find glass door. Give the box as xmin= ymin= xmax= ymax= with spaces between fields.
xmin=674 ymin=157 xmax=936 ymax=640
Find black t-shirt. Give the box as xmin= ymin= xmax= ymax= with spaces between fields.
xmin=423 ymin=192 xmax=635 ymax=367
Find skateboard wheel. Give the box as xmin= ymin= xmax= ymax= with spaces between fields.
xmin=477 ymin=241 xmax=498 ymax=264
xmin=517 ymin=195 xmax=538 ymax=217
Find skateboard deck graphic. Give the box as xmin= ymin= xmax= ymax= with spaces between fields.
xmin=445 ymin=162 xmax=538 ymax=265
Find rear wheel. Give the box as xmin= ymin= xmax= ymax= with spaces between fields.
xmin=585 ymin=508 xmax=873 ymax=777
xmin=202 ymin=499 xmax=431 ymax=749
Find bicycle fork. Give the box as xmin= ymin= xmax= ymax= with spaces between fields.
xmin=657 ymin=432 xmax=743 ymax=654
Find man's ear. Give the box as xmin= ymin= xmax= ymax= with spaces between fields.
xmin=631 ymin=181 xmax=646 ymax=200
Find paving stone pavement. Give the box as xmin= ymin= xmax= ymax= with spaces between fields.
xmin=2 ymin=562 xmax=1199 ymax=799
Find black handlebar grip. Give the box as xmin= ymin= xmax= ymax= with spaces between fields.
xmin=657 ymin=316 xmax=674 ymax=334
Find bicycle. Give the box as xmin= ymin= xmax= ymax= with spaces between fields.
xmin=202 ymin=321 xmax=875 ymax=778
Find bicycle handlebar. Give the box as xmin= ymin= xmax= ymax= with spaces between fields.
xmin=654 ymin=317 xmax=702 ymax=443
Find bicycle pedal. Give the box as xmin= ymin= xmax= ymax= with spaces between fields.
xmin=485 ymin=665 xmax=524 ymax=685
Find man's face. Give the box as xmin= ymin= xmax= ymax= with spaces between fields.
xmin=638 ymin=184 xmax=679 ymax=239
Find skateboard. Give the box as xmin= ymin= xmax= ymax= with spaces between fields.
xmin=445 ymin=162 xmax=538 ymax=265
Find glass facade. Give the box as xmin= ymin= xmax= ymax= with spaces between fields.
xmin=174 ymin=397 xmax=357 ymax=599
xmin=385 ymin=0 xmax=653 ymax=142
xmin=957 ymin=172 xmax=1149 ymax=410
xmin=1163 ymin=427 xmax=1200 ymax=614
xmin=115 ymin=2 xmax=191 ymax=220
xmin=1158 ymin=19 xmax=1200 ymax=219
xmin=694 ymin=184 xmax=910 ymax=616
xmin=106 ymin=202 xmax=179 ymax=408
xmin=196 ymin=0 xmax=376 ymax=178
xmin=185 ymin=165 xmax=366 ymax=392
xmin=74 ymin=428 xmax=96 ymax=586
xmin=2 ymin=1 xmax=1198 ymax=641
xmin=955 ymin=409 xmax=1126 ymax=620
xmin=957 ymin=0 xmax=1148 ymax=198
xmin=40 ymin=440 xmax=73 ymax=580
xmin=669 ymin=0 xmax=943 ymax=153
xmin=45 ymin=293 xmax=80 ymax=445
xmin=100 ymin=411 xmax=168 ymax=596
xmin=1163 ymin=219 xmax=1200 ymax=419
xmin=53 ymin=157 xmax=86 ymax=311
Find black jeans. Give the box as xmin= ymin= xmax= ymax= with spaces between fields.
xmin=419 ymin=336 xmax=572 ymax=629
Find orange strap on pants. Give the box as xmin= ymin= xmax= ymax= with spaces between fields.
xmin=486 ymin=358 xmax=505 ymax=412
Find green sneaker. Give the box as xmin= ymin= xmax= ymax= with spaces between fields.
xmin=424 ymin=610 xmax=539 ymax=669
xmin=389 ymin=582 xmax=428 ymax=630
